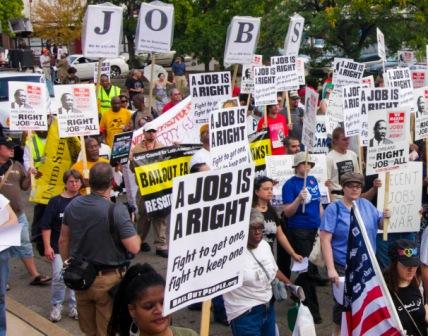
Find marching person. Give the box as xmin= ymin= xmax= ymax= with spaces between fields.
xmin=59 ymin=162 xmax=140 ymax=336
xmin=171 ymin=56 xmax=187 ymax=96
xmin=100 ymin=96 xmax=132 ymax=148
xmin=162 ymin=88 xmax=182 ymax=113
xmin=98 ymin=74 xmax=121 ymax=116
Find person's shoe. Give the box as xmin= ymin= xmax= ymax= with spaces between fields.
xmin=68 ymin=306 xmax=78 ymax=320
xmin=6 ymin=283 xmax=10 ymax=291
xmin=141 ymin=242 xmax=151 ymax=252
xmin=49 ymin=304 xmax=62 ymax=322
xmin=156 ymin=249 xmax=168 ymax=258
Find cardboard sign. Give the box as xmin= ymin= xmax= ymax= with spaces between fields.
xmin=209 ymin=106 xmax=251 ymax=169
xmin=325 ymin=89 xmax=344 ymax=135
xmin=342 ymin=85 xmax=363 ymax=137
xmin=132 ymin=97 xmax=199 ymax=147
xmin=110 ymin=131 xmax=133 ymax=166
xmin=189 ymin=71 xmax=232 ymax=125
xmin=332 ymin=60 xmax=365 ymax=90
xmin=398 ymin=50 xmax=415 ymax=66
xmin=301 ymin=88 xmax=318 ymax=150
xmin=385 ymin=68 xmax=414 ymax=107
xmin=283 ymin=13 xmax=305 ymax=56
xmin=253 ymin=66 xmax=276 ymax=106
xmin=8 ymin=82 xmax=48 ymax=131
xmin=135 ymin=1 xmax=174 ymax=53
xmin=93 ymin=61 xmax=110 ymax=83
xmin=271 ymin=55 xmax=299 ymax=92
xmin=377 ymin=28 xmax=386 ymax=61
xmin=377 ymin=162 xmax=422 ymax=233
xmin=311 ymin=115 xmax=329 ymax=154
xmin=411 ymin=70 xmax=427 ymax=89
xmin=296 ymin=57 xmax=306 ymax=85
xmin=163 ymin=165 xmax=254 ymax=315
xmin=82 ymin=4 xmax=123 ymax=58
xmin=224 ymin=16 xmax=261 ymax=65
xmin=249 ymin=130 xmax=271 ymax=176
xmin=366 ymin=108 xmax=409 ymax=175
xmin=414 ymin=87 xmax=428 ymax=140
xmin=360 ymin=88 xmax=401 ymax=146
xmin=240 ymin=55 xmax=263 ymax=94
xmin=53 ymin=84 xmax=99 ymax=138
xmin=361 ymin=75 xmax=375 ymax=88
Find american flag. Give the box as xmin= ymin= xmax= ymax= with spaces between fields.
xmin=341 ymin=208 xmax=403 ymax=336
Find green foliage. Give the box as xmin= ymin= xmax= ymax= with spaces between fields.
xmin=0 ymin=0 xmax=24 ymax=35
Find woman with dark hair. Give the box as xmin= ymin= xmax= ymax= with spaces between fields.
xmin=108 ymin=263 xmax=198 ymax=336
xmin=40 ymin=169 xmax=83 ymax=322
xmin=384 ymin=239 xmax=428 ymax=336
xmin=154 ymin=72 xmax=172 ymax=114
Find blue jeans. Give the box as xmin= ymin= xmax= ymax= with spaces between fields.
xmin=0 ymin=249 xmax=10 ymax=336
xmin=51 ymin=254 xmax=76 ymax=308
xmin=230 ymin=302 xmax=276 ymax=336
xmin=9 ymin=213 xmax=33 ymax=258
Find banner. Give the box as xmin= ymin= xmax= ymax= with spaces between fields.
xmin=133 ymin=144 xmax=201 ymax=215
xmin=376 ymin=28 xmax=386 ymax=61
xmin=224 ymin=16 xmax=261 ymax=65
xmin=249 ymin=130 xmax=271 ymax=176
xmin=332 ymin=60 xmax=365 ymax=90
xmin=82 ymin=4 xmax=123 ymax=58
xmin=360 ymin=88 xmax=401 ymax=146
xmin=253 ymin=66 xmax=276 ymax=106
xmin=296 ymin=57 xmax=306 ymax=85
xmin=377 ymin=162 xmax=422 ymax=233
xmin=385 ymin=68 xmax=414 ymax=107
xmin=301 ymin=88 xmax=318 ymax=150
xmin=414 ymin=87 xmax=428 ymax=140
xmin=163 ymin=165 xmax=254 ymax=315
xmin=29 ymin=118 xmax=80 ymax=204
xmin=93 ymin=61 xmax=110 ymax=83
xmin=325 ymin=89 xmax=344 ymax=135
xmin=271 ymin=55 xmax=299 ymax=92
xmin=366 ymin=108 xmax=409 ymax=175
xmin=311 ymin=115 xmax=329 ymax=154
xmin=135 ymin=1 xmax=174 ymax=53
xmin=209 ymin=106 xmax=251 ymax=169
xmin=342 ymin=85 xmax=362 ymax=137
xmin=110 ymin=131 xmax=133 ymax=166
xmin=189 ymin=71 xmax=232 ymax=125
xmin=240 ymin=55 xmax=263 ymax=94
xmin=132 ymin=97 xmax=199 ymax=147
xmin=53 ymin=84 xmax=99 ymax=138
xmin=283 ymin=13 xmax=305 ymax=56
xmin=8 ymin=82 xmax=48 ymax=131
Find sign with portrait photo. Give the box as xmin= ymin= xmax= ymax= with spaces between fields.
xmin=240 ymin=54 xmax=263 ymax=94
xmin=414 ymin=87 xmax=428 ymax=140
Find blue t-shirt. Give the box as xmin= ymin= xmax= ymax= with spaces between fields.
xmin=172 ymin=62 xmax=186 ymax=76
xmin=282 ymin=175 xmax=321 ymax=229
xmin=320 ymin=198 xmax=382 ymax=267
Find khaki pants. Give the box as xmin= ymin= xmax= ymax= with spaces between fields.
xmin=75 ymin=272 xmax=122 ymax=336
xmin=136 ymin=193 xmax=169 ymax=250
xmin=174 ymin=75 xmax=187 ymax=96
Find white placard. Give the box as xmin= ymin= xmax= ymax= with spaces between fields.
xmin=283 ymin=13 xmax=305 ymax=56
xmin=377 ymin=28 xmax=386 ymax=61
xmin=93 ymin=61 xmax=110 ymax=83
xmin=82 ymin=4 xmax=123 ymax=58
xmin=253 ymin=66 xmax=276 ymax=106
xmin=209 ymin=106 xmax=251 ymax=169
xmin=301 ymin=88 xmax=318 ymax=150
xmin=325 ymin=89 xmax=344 ymax=135
xmin=53 ymin=84 xmax=99 ymax=138
xmin=131 ymin=97 xmax=199 ymax=147
xmin=398 ymin=50 xmax=415 ymax=66
xmin=366 ymin=108 xmax=409 ymax=175
xmin=360 ymin=88 xmax=401 ymax=146
xmin=332 ymin=60 xmax=365 ymax=90
xmin=240 ymin=55 xmax=263 ymax=94
xmin=163 ymin=165 xmax=254 ymax=315
xmin=135 ymin=1 xmax=174 ymax=53
xmin=385 ymin=68 xmax=414 ymax=107
xmin=296 ymin=57 xmax=306 ymax=85
xmin=8 ymin=82 xmax=48 ymax=131
xmin=414 ymin=87 xmax=428 ymax=140
xmin=361 ymin=75 xmax=375 ymax=88
xmin=342 ymin=85 xmax=363 ymax=137
xmin=377 ymin=162 xmax=422 ymax=233
xmin=311 ymin=115 xmax=329 ymax=154
xmin=224 ymin=16 xmax=261 ymax=65
xmin=189 ymin=71 xmax=232 ymax=125
xmin=411 ymin=70 xmax=427 ymax=89
xmin=271 ymin=55 xmax=299 ymax=92
xmin=0 ymin=223 xmax=21 ymax=252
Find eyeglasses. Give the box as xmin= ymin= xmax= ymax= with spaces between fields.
xmin=249 ymin=225 xmax=264 ymax=232
xmin=345 ymin=183 xmax=362 ymax=190
xmin=121 ymin=100 xmax=128 ymax=103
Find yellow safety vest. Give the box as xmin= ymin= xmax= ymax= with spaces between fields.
xmin=28 ymin=134 xmax=46 ymax=168
xmin=97 ymin=85 xmax=121 ymax=115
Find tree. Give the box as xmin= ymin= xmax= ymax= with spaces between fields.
xmin=32 ymin=0 xmax=84 ymax=45
xmin=0 ymin=0 xmax=24 ymax=35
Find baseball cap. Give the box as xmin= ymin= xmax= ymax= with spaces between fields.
xmin=340 ymin=172 xmax=364 ymax=187
xmin=142 ymin=123 xmax=157 ymax=132
xmin=290 ymin=91 xmax=300 ymax=99
xmin=0 ymin=137 xmax=15 ymax=148
xmin=388 ymin=239 xmax=420 ymax=267
xmin=292 ymin=152 xmax=315 ymax=168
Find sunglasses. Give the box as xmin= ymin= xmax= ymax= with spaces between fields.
xmin=121 ymin=100 xmax=128 ymax=103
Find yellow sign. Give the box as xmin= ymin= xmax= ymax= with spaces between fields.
xmin=250 ymin=138 xmax=271 ymax=166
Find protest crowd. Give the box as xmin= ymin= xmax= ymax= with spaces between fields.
xmin=1 ymin=4 xmax=428 ymax=336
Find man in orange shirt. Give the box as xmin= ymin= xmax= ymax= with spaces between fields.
xmin=100 ymin=97 xmax=132 ymax=147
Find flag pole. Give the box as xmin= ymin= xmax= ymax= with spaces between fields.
xmin=352 ymin=201 xmax=405 ymax=334
xmin=302 ymin=149 xmax=308 ymax=213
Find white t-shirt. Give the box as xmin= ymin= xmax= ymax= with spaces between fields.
xmin=326 ymin=149 xmax=360 ymax=194
xmin=223 ymin=240 xmax=277 ymax=322
xmin=190 ymin=147 xmax=210 ymax=168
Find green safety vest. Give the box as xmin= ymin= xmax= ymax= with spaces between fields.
xmin=97 ymin=85 xmax=121 ymax=115
xmin=28 ymin=134 xmax=46 ymax=168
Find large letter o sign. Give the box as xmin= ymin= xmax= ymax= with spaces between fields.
xmin=145 ymin=9 xmax=167 ymax=31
